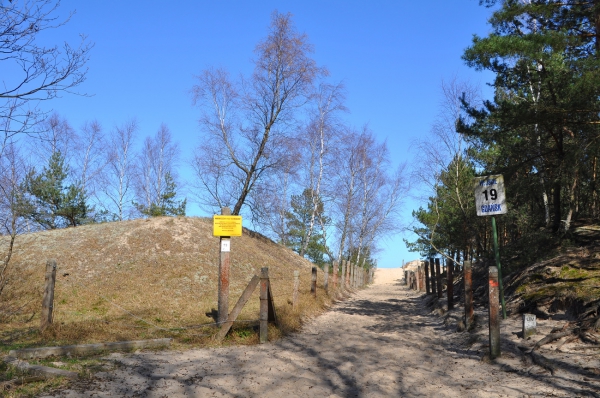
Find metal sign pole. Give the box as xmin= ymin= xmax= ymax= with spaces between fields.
xmin=491 ymin=216 xmax=507 ymax=319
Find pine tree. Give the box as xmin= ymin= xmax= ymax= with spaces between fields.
xmin=134 ymin=172 xmax=186 ymax=217
xmin=460 ymin=0 xmax=600 ymax=233
xmin=285 ymin=188 xmax=330 ymax=267
xmin=22 ymin=151 xmax=90 ymax=228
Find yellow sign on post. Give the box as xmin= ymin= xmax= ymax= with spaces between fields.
xmin=213 ymin=215 xmax=243 ymax=237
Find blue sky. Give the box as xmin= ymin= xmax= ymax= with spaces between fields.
xmin=42 ymin=1 xmax=497 ymax=268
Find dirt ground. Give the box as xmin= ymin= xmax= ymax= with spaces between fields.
xmin=42 ymin=268 xmax=600 ymax=397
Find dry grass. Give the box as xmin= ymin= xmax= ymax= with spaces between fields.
xmin=0 ymin=217 xmax=341 ymax=353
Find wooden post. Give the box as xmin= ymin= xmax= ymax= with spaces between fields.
xmin=464 ymin=260 xmax=474 ymax=329
xmin=311 ymin=267 xmax=317 ymax=297
xmin=292 ymin=270 xmax=300 ymax=310
xmin=41 ymin=259 xmax=57 ymax=331
xmin=324 ymin=264 xmax=329 ymax=294
xmin=447 ymin=258 xmax=454 ymax=310
xmin=350 ymin=262 xmax=354 ymax=288
xmin=488 ymin=266 xmax=501 ymax=358
xmin=260 ymin=267 xmax=269 ymax=344
xmin=430 ymin=258 xmax=437 ymax=296
xmin=416 ymin=265 xmax=422 ymax=292
xmin=435 ymin=258 xmax=443 ymax=299
xmin=425 ymin=260 xmax=431 ymax=294
xmin=218 ymin=207 xmax=231 ymax=325
xmin=363 ymin=269 xmax=366 ymax=287
xmin=333 ymin=261 xmax=338 ymax=290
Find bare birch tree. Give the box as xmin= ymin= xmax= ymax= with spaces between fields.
xmin=99 ymin=119 xmax=137 ymax=220
xmin=29 ymin=113 xmax=78 ymax=166
xmin=75 ymin=120 xmax=105 ymax=199
xmin=191 ymin=11 xmax=325 ymax=216
xmin=332 ymin=127 xmax=364 ymax=263
xmin=134 ymin=124 xmax=181 ymax=216
xmin=298 ymin=82 xmax=346 ymax=256
xmin=0 ymin=142 xmax=27 ymax=299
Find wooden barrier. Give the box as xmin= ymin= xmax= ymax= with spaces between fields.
xmin=216 ymin=268 xmax=277 ymax=342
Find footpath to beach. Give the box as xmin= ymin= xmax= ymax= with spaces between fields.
xmin=44 ymin=268 xmax=599 ymax=397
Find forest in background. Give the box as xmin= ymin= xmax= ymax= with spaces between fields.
xmin=407 ymin=0 xmax=600 ymax=272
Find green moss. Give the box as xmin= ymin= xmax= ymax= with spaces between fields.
xmin=559 ymin=266 xmax=589 ymax=279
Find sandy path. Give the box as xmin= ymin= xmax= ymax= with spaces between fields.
xmin=44 ymin=268 xmax=599 ymax=397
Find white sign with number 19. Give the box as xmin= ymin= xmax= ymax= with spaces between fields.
xmin=474 ymin=174 xmax=507 ymax=216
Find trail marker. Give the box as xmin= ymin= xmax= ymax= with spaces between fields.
xmin=474 ymin=174 xmax=507 ymax=319
xmin=474 ymin=175 xmax=507 ymax=216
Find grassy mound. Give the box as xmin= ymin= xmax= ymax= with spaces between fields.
xmin=0 ymin=217 xmax=332 ymax=350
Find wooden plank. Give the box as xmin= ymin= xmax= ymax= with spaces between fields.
xmin=215 ymin=275 xmax=260 ymax=341
xmin=8 ymin=338 xmax=172 ymax=360
xmin=3 ymin=357 xmax=78 ymax=379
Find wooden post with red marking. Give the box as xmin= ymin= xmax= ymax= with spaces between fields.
xmin=488 ymin=266 xmax=501 ymax=359
xmin=218 ymin=207 xmax=231 ymax=325
xmin=464 ymin=260 xmax=474 ymax=329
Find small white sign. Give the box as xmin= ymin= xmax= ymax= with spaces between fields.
xmin=474 ymin=174 xmax=507 ymax=216
xmin=221 ymin=239 xmax=231 ymax=252
xmin=523 ymin=313 xmax=536 ymax=338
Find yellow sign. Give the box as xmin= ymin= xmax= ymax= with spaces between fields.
xmin=213 ymin=215 xmax=243 ymax=237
